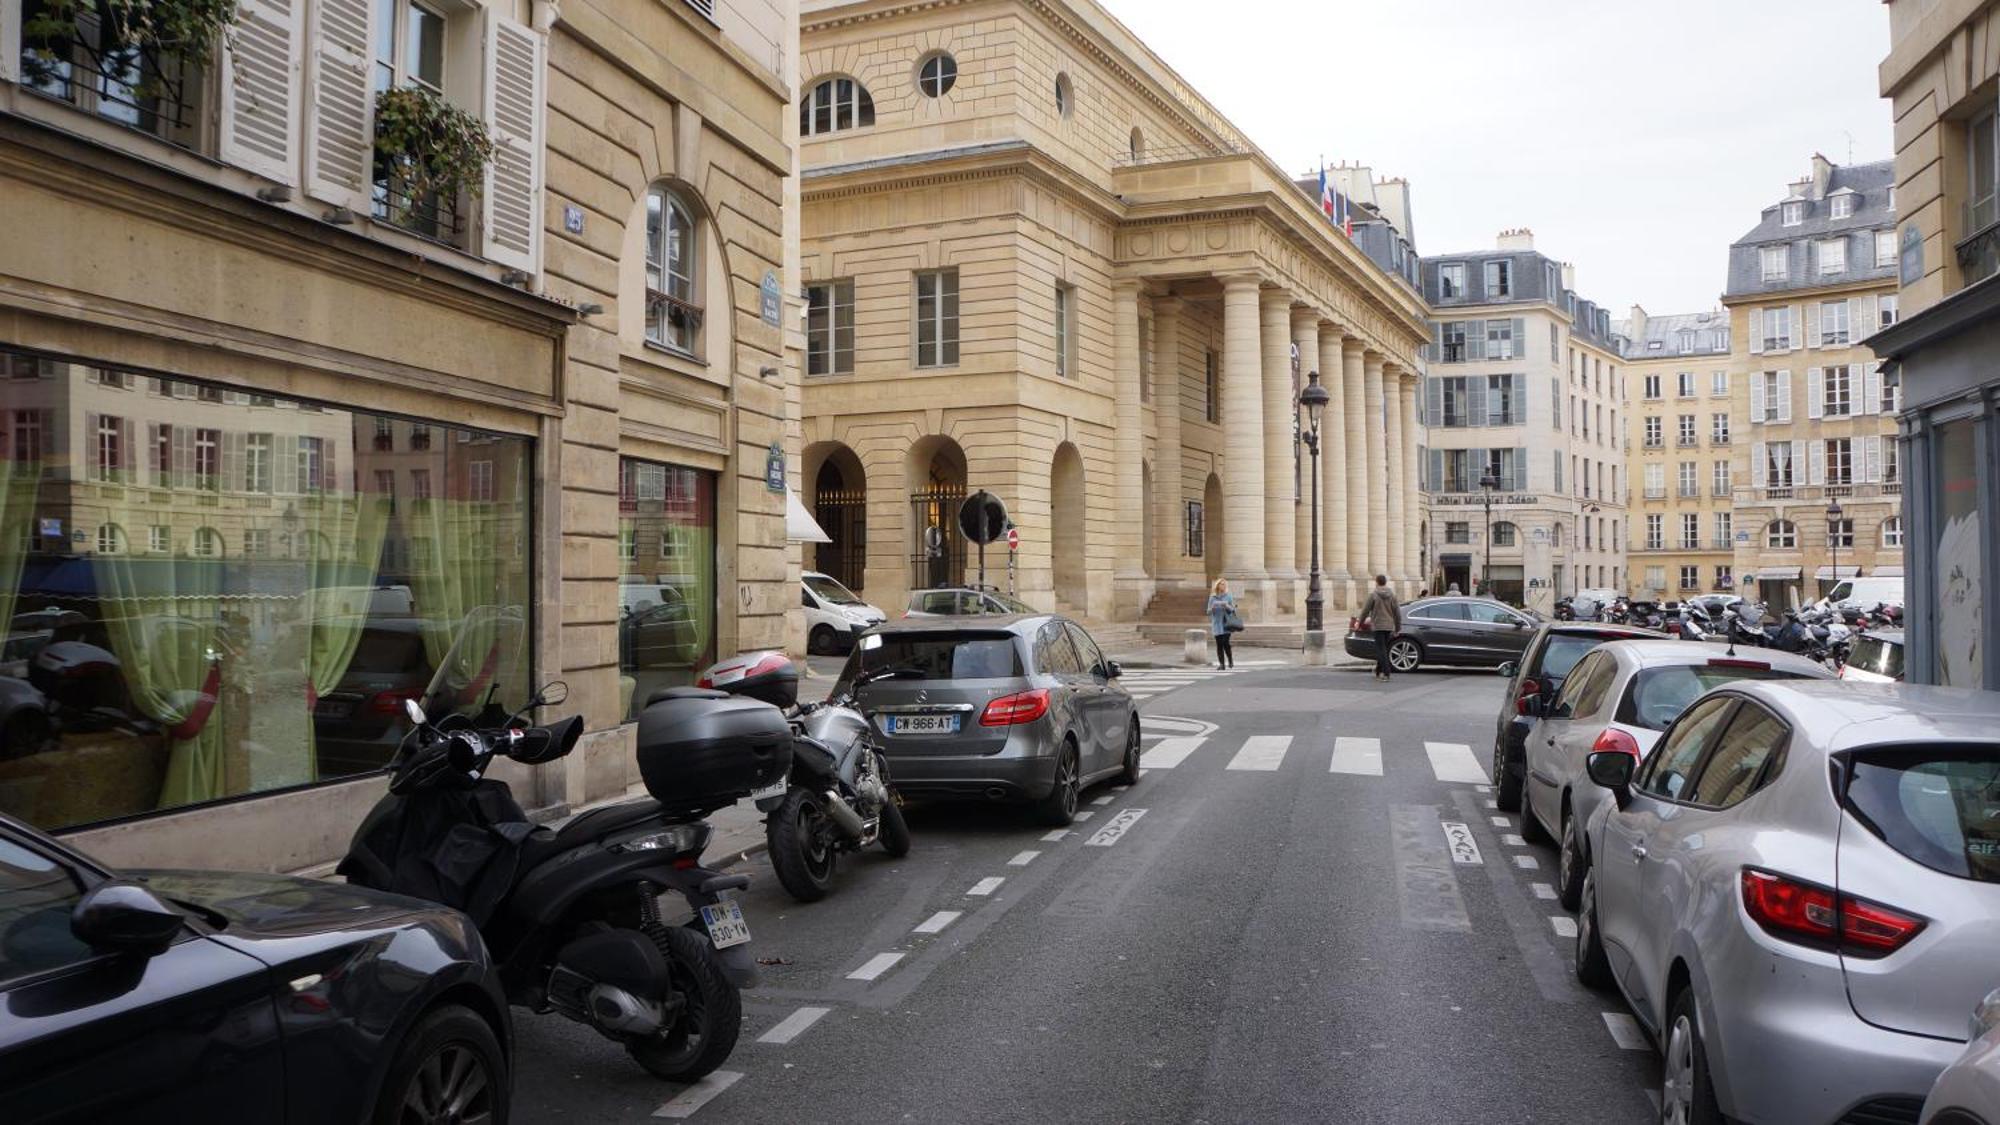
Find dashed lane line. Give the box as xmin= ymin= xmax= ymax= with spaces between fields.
xmin=1329 ymin=736 xmax=1383 ymax=775
xmin=1007 ymin=850 xmax=1041 ymax=866
xmin=846 ymin=952 xmax=905 ymax=982
xmin=914 ymin=911 xmax=961 ymax=934
xmin=1090 ymin=794 xmax=1116 ymax=806
xmin=1549 ymin=916 xmax=1578 ymax=938
xmin=966 ymin=877 xmax=1004 ymax=897
xmin=1489 ymin=815 xmax=1512 ymax=827
xmin=1513 ymin=854 xmax=1539 ymax=869
xmin=652 ymin=1071 xmax=744 ymax=1118
xmin=756 ymin=1007 xmax=829 ymax=1046
xmin=1039 ymin=829 xmax=1070 ymax=842
xmin=1073 ymin=811 xmax=1095 ymax=822
xmin=1502 ymin=833 xmax=1526 ymax=847
xmin=1602 ymin=1013 xmax=1651 ymax=1051
xmin=1530 ymin=883 xmax=1557 ymax=900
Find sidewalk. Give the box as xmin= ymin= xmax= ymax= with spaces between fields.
xmin=1108 ymin=639 xmax=1372 ymax=670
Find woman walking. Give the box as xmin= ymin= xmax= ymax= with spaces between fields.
xmin=1360 ymin=574 xmax=1401 ymax=681
xmin=1206 ymin=579 xmax=1238 ymax=669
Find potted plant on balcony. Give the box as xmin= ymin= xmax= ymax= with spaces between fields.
xmin=372 ymin=86 xmax=494 ymax=241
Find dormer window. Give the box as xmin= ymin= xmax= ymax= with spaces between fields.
xmin=1781 ymin=201 xmax=1805 ymax=226
xmin=1830 ymin=193 xmax=1855 ymax=219
xmin=801 ymin=76 xmax=875 ymax=136
xmin=1676 ymin=329 xmax=1695 ymax=354
xmin=1484 ymin=259 xmax=1511 ymax=298
xmin=1437 ymin=262 xmax=1465 ymax=298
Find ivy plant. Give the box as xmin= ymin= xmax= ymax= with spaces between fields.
xmin=373 ymin=86 xmax=496 ymax=218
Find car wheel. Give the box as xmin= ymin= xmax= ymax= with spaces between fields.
xmin=1118 ymin=720 xmax=1141 ymax=785
xmin=1574 ymin=869 xmax=1613 ymax=990
xmin=1557 ymin=808 xmax=1588 ymax=911
xmin=1387 ymin=638 xmax=1422 ymax=672
xmin=769 ymin=789 xmax=838 ymax=902
xmin=1492 ymin=739 xmax=1523 ymax=812
xmin=1661 ymin=987 xmax=1725 ymax=1125
xmin=808 ymin=625 xmax=838 ymax=656
xmin=1033 ymin=741 xmax=1080 ymax=827
xmin=373 ymin=1004 xmax=508 ymax=1125
xmin=1519 ymin=794 xmax=1551 ymax=845
xmin=628 ymin=925 xmax=741 ymax=1083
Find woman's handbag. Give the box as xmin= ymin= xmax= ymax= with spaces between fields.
xmin=1222 ymin=606 xmax=1245 ymax=633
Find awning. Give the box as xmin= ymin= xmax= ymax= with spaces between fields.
xmin=1755 ymin=566 xmax=1803 ymax=581
xmin=785 ymin=489 xmax=831 ymax=544
xmin=1813 ymin=565 xmax=1862 ymax=580
xmin=1873 ymin=566 xmax=1904 ymax=577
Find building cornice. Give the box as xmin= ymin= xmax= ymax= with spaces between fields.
xmin=1721 ymin=274 xmax=1902 ymax=306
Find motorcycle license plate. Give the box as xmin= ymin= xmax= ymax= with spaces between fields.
xmin=700 ymin=901 xmax=751 ymax=949
xmin=887 ymin=713 xmax=959 ymax=735
xmin=749 ymin=778 xmax=789 ymax=802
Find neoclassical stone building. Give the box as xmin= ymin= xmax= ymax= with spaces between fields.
xmin=796 ymin=0 xmax=1430 ymax=627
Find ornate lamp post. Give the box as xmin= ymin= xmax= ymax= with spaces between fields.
xmin=1825 ymin=496 xmax=1845 ymax=603
xmin=1298 ymin=370 xmax=1331 ymax=633
xmin=1479 ymin=468 xmax=1501 ymax=596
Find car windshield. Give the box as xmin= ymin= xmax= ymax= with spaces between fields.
xmin=1844 ymin=749 xmax=2000 ymax=884
xmin=805 ymin=575 xmax=864 ymax=606
xmin=1848 ymin=635 xmax=1905 ymax=680
xmin=1614 ymin=664 xmax=1810 ymax=731
xmin=843 ymin=632 xmax=1024 ymax=687
xmin=1537 ymin=633 xmax=1614 ymax=683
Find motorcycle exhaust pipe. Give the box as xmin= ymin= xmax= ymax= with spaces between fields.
xmin=822 ymin=789 xmax=867 ymax=838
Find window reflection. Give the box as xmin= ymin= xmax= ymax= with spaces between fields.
xmin=618 ymin=458 xmax=716 ymax=719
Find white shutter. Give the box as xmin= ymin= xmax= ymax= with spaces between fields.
xmin=1791 ymin=304 xmax=1804 ymax=349
xmin=1863 ymin=362 xmax=1884 ymax=417
xmin=224 ymin=431 xmax=247 ymax=492
xmin=1752 ymin=441 xmax=1767 ymax=488
xmin=1854 ymin=295 xmax=1877 ymax=340
xmin=276 ymin=434 xmax=299 ymax=494
xmin=1776 ymin=371 xmax=1793 ymax=423
xmin=303 ymin=0 xmax=377 ymax=211
xmin=219 ymin=0 xmax=303 ymax=185
xmin=1864 ymin=435 xmax=1883 ymax=483
xmin=0 ymin=0 xmax=20 ymax=83
xmin=1748 ymin=307 xmax=1764 ymax=355
xmin=1806 ymin=367 xmax=1824 ymax=420
xmin=172 ymin=426 xmax=191 ymax=485
xmin=481 ymin=9 xmax=544 ymax=273
xmin=1749 ymin=371 xmax=1765 ymax=424
xmin=1807 ymin=440 xmax=1825 ymax=486
xmin=1804 ymin=302 xmax=1820 ymax=349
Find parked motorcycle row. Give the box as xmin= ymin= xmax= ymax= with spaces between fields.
xmin=1557 ymin=591 xmax=1906 ymax=675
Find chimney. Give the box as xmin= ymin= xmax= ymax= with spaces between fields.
xmin=1810 ymin=152 xmax=1834 ymax=200
xmin=1627 ymin=304 xmax=1649 ymax=342
xmin=1496 ymin=227 xmax=1535 ymax=251
xmin=1560 ymin=262 xmax=1576 ymax=291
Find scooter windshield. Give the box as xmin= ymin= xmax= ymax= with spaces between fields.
xmin=419 ymin=604 xmax=529 ymax=723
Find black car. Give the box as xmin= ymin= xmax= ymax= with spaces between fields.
xmin=1488 ymin=622 xmax=1663 ymax=813
xmin=1343 ymin=596 xmax=1541 ymax=672
xmin=1 ymin=814 xmax=511 ymax=1123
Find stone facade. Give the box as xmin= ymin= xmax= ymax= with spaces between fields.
xmin=795 ymin=0 xmax=1430 ymax=627
xmin=1617 ymin=308 xmax=1738 ymax=601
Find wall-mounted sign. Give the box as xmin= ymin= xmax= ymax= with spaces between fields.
xmin=563 ymin=205 xmax=585 ymax=235
xmin=765 ymin=441 xmax=785 ymax=493
xmin=1430 ymin=493 xmax=1541 ymax=507
xmin=760 ymin=270 xmax=782 ymax=327
xmin=38 ymin=518 xmax=60 ymax=538
xmin=1899 ymin=223 xmax=1923 ymax=289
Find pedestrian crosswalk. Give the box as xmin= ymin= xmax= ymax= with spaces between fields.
xmin=1138 ymin=730 xmax=1491 ymax=786
xmin=1118 ymin=662 xmax=1280 ymax=700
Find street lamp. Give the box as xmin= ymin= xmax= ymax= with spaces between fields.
xmin=1479 ymin=468 xmax=1501 ymax=597
xmin=1825 ymin=496 xmax=1845 ymax=602
xmin=1298 ymin=369 xmax=1331 ymax=633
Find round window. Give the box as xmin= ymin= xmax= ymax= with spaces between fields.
xmin=918 ymin=53 xmax=956 ymax=97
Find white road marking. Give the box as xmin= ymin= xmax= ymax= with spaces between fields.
xmin=1513 ymin=854 xmax=1540 ymax=870
xmin=1086 ymin=808 xmax=1148 ymax=845
xmin=1329 ymin=736 xmax=1384 ymax=775
xmin=1090 ymin=794 xmax=1115 ymax=806
xmin=1489 ymin=815 xmax=1512 ymax=827
xmin=756 ymin=1007 xmax=830 ymax=1045
xmin=1039 ymin=829 xmax=1070 ymax=842
xmin=653 ymin=1071 xmax=743 ymax=1118
xmin=1111 ymin=785 xmax=1128 ymax=793
xmin=1142 ymin=715 xmax=1217 ymax=737
xmin=1441 ymin=821 xmax=1483 ymax=865
xmin=1602 ymin=1012 xmax=1651 ymax=1051
xmin=1226 ymin=735 xmax=1291 ymax=771
xmin=1140 ymin=736 xmax=1205 ymax=769
xmin=1474 ymin=784 xmax=1493 ymax=794
xmin=966 ymin=877 xmax=1004 ymax=897
xmin=1530 ymin=883 xmax=1557 ymax=900
xmin=1502 ymin=833 xmax=1526 ymax=847
xmin=913 ymin=911 xmax=961 ymax=934
xmin=1007 ymin=850 xmax=1040 ymax=866
xmin=1483 ymin=799 xmax=1498 ymax=809
xmin=846 ymin=952 xmax=905 ymax=982
xmin=1425 ymin=741 xmax=1489 ymax=784
xmin=1550 ymin=916 xmax=1578 ymax=938
xmin=1073 ymin=810 xmax=1094 ymax=821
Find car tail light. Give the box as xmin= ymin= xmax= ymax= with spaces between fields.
xmin=1514 ymin=678 xmax=1543 ymax=716
xmin=1590 ymin=727 xmax=1643 ymax=760
xmin=980 ymin=689 xmax=1050 ymax=726
xmin=1740 ymin=869 xmax=1926 ymax=957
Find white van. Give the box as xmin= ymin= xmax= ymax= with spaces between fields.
xmin=1816 ymin=575 xmax=1905 ymax=613
xmin=802 ymin=571 xmax=886 ymax=654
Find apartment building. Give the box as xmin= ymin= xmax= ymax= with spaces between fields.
xmin=1420 ymin=230 xmax=1628 ymax=612
xmin=0 ymin=0 xmax=802 ymax=868
xmin=1722 ymin=156 xmax=1903 ymax=612
xmin=1870 ymin=0 xmax=2000 ymax=690
xmin=796 ymin=0 xmax=1431 ymax=626
xmin=1617 ymin=307 xmax=1736 ymax=600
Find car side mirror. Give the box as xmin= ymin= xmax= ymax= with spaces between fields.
xmin=1585 ymin=751 xmax=1636 ymax=809
xmin=1103 ymin=661 xmax=1122 ymax=680
xmin=1497 ymin=662 xmax=1518 ymax=679
xmin=71 ymin=882 xmax=186 ymax=957
xmin=535 ymin=680 xmax=569 ymax=707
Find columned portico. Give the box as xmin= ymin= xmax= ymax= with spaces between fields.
xmin=1151 ymin=296 xmax=1185 ymax=583
xmin=1112 ymin=280 xmax=1147 ymax=617
xmin=1400 ymin=373 xmax=1422 ymax=592
xmin=1384 ymin=362 xmax=1407 ymax=598
xmin=1220 ymin=273 xmax=1269 ymax=612
xmin=1260 ymin=288 xmax=1298 ymax=612
xmin=1362 ymin=351 xmax=1388 ymax=583
xmin=1342 ymin=338 xmax=1369 ymax=590
xmin=1317 ymin=321 xmax=1351 ymax=608
xmin=1290 ymin=307 xmax=1320 ymax=611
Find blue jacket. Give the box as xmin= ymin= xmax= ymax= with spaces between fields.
xmin=1207 ymin=593 xmax=1236 ymax=635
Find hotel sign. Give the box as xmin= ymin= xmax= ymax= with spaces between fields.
xmin=1429 ymin=493 xmax=1541 ymax=507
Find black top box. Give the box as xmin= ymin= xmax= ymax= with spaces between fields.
xmin=635 ymin=689 xmax=793 ymax=817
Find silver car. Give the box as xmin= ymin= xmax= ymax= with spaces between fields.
xmin=1576 ymin=681 xmax=2000 ymax=1125
xmin=1523 ymin=641 xmax=1831 ymax=909
xmin=903 ymin=587 xmax=1039 ymax=618
xmin=838 ymin=615 xmax=1139 ymax=826
xmin=1922 ymin=988 xmax=2000 ymax=1124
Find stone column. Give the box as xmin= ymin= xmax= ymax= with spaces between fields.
xmin=1260 ymin=289 xmax=1298 ymax=612
xmin=1220 ymin=274 xmax=1267 ymax=603
xmin=1363 ymin=351 xmax=1388 ymax=582
xmin=1317 ymin=322 xmax=1351 ymax=609
xmin=1151 ymin=296 xmax=1184 ymax=585
xmin=1289 ymin=307 xmax=1319 ymax=611
xmin=1341 ymin=337 xmax=1368 ymax=587
xmin=1384 ymin=362 xmax=1407 ymax=597
xmin=1401 ymin=372 xmax=1422 ymax=591
xmin=1112 ymin=280 xmax=1146 ymax=619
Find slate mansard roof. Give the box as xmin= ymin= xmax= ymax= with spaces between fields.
xmin=1725 ymin=159 xmax=1898 ymax=299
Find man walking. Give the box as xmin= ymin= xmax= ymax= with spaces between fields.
xmin=1360 ymin=574 xmax=1400 ymax=681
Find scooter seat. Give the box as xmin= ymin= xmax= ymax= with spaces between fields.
xmin=521 ymin=799 xmax=667 ymax=867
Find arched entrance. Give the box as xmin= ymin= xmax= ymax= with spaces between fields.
xmin=1051 ymin=442 xmax=1086 ymax=609
xmin=907 ymin=436 xmax=967 ymax=589
xmin=805 ymin=442 xmax=866 ymax=591
xmin=1202 ymin=472 xmax=1223 ymax=583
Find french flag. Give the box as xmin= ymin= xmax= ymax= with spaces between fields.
xmin=1318 ymin=165 xmax=1336 ymax=221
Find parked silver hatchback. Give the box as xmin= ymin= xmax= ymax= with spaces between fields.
xmin=1576 ymin=682 xmax=2000 ymax=1125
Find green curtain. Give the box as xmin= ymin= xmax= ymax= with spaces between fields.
xmin=659 ymin=520 xmax=714 ymax=667
xmin=301 ymin=494 xmax=391 ymax=779
xmin=409 ymin=497 xmax=521 ymax=715
xmin=91 ymin=551 xmax=226 ymax=809
xmin=0 ymin=460 xmax=39 ymax=637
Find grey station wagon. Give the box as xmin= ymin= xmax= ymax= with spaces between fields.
xmin=837 ymin=615 xmax=1139 ymax=826
xmin=1345 ymin=596 xmax=1539 ymax=672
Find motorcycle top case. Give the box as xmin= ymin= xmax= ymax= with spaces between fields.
xmin=635 ymin=690 xmax=793 ymax=816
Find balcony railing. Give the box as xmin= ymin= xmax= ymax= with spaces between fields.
xmin=1713 ymin=538 xmax=1735 ymax=550
xmin=18 ymin=24 xmax=201 ymax=151
xmin=1643 ymin=487 xmax=1667 ymax=500
xmin=1960 ymin=199 xmax=2000 ymax=287
xmin=1678 ymin=487 xmax=1700 ymax=498
xmin=373 ymin=173 xmax=468 ymax=248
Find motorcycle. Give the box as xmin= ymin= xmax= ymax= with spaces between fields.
xmin=698 ymin=651 xmax=911 ymax=902
xmin=1679 ymin=602 xmax=1716 ymax=643
xmin=341 ymin=610 xmax=789 ymax=1082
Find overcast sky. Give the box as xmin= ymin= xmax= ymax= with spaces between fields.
xmin=1100 ymin=0 xmax=1895 ymax=316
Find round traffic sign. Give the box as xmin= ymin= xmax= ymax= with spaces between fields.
xmin=1007 ymin=527 xmax=1019 ymax=550
xmin=957 ymin=490 xmax=1009 ymax=545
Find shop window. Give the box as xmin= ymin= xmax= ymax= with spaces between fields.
xmin=644 ymin=186 xmax=704 ymax=357
xmin=0 ymin=347 xmax=533 ymax=833
xmin=618 ymin=458 xmax=717 ymax=720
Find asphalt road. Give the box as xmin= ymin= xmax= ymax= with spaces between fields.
xmin=512 ymin=662 xmax=1660 ymax=1124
